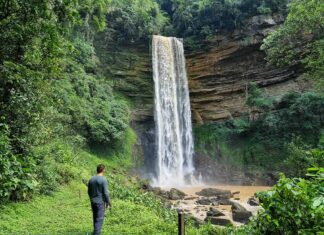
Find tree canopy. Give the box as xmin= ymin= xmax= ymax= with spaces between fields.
xmin=261 ymin=0 xmax=324 ymax=89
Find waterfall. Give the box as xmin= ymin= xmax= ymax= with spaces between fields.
xmin=152 ymin=35 xmax=195 ymax=187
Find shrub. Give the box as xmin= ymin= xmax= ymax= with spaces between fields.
xmin=194 ymin=91 xmax=324 ymax=172
xmin=238 ymin=167 xmax=324 ymax=234
xmin=285 ymin=140 xmax=324 ymax=177
xmin=0 ymin=123 xmax=38 ymax=202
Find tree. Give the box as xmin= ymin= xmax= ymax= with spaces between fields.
xmin=261 ymin=0 xmax=324 ymax=90
xmin=104 ymin=0 xmax=168 ymax=43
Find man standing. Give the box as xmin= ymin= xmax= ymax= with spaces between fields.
xmin=88 ymin=164 xmax=112 ymax=235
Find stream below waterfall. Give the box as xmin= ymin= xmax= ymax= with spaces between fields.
xmin=165 ymin=185 xmax=271 ymax=226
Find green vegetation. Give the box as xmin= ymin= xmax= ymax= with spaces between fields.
xmin=158 ymin=0 xmax=288 ymax=42
xmin=0 ymin=137 xmax=221 ymax=235
xmin=194 ymin=89 xmax=324 ymax=172
xmin=1 ymin=0 xmax=323 ymax=234
xmin=261 ymin=0 xmax=324 ymax=89
xmin=0 ymin=0 xmax=130 ymax=203
xmin=234 ymin=167 xmax=324 ymax=234
xmin=104 ymin=0 xmax=169 ymax=43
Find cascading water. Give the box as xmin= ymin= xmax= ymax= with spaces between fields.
xmin=152 ymin=35 xmax=195 ymax=187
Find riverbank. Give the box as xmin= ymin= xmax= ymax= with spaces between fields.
xmin=175 ymin=185 xmax=271 ymax=225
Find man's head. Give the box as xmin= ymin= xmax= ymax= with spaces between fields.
xmin=97 ymin=164 xmax=106 ymax=175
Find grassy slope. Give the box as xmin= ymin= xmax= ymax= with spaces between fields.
xmin=0 ymin=131 xmax=221 ymax=235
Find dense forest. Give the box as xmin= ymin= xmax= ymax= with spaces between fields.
xmin=0 ymin=0 xmax=323 ymax=234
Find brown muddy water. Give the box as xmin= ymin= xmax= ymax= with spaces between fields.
xmin=169 ymin=185 xmax=271 ymax=226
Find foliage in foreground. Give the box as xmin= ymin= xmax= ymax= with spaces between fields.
xmin=234 ymin=167 xmax=324 ymax=234
xmin=0 ymin=145 xmax=221 ymax=235
xmin=0 ymin=0 xmax=130 ymax=203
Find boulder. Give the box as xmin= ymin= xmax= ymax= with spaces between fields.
xmin=184 ymin=196 xmax=199 ymax=200
xmin=218 ymin=193 xmax=232 ymax=199
xmin=211 ymin=201 xmax=219 ymax=206
xmin=247 ymin=197 xmax=259 ymax=206
xmin=196 ymin=197 xmax=218 ymax=205
xmin=205 ymin=217 xmax=232 ymax=226
xmin=196 ymin=188 xmax=232 ymax=199
xmin=196 ymin=198 xmax=212 ymax=205
xmin=168 ymin=188 xmax=186 ymax=200
xmin=231 ymin=201 xmax=247 ymax=211
xmin=218 ymin=199 xmax=234 ymax=206
xmin=231 ymin=202 xmax=252 ymax=223
xmin=232 ymin=210 xmax=252 ymax=223
xmin=206 ymin=207 xmax=225 ymax=217
xmin=151 ymin=187 xmax=169 ymax=199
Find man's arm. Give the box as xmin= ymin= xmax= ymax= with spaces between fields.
xmin=103 ymin=178 xmax=112 ymax=208
xmin=87 ymin=180 xmax=91 ymax=197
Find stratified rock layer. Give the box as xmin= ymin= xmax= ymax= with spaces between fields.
xmin=187 ymin=14 xmax=308 ymax=123
xmin=95 ymin=14 xmax=309 ymax=124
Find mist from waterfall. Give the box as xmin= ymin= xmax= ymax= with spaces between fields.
xmin=152 ymin=35 xmax=196 ymax=187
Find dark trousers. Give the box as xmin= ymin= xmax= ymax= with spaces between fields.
xmin=91 ymin=202 xmax=105 ymax=235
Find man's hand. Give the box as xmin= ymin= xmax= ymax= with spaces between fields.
xmin=105 ymin=203 xmax=112 ymax=209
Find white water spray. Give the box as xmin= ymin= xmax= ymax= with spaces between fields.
xmin=152 ymin=35 xmax=196 ymax=187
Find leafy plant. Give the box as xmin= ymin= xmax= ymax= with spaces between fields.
xmin=261 ymin=0 xmax=324 ymax=90
xmin=238 ymin=168 xmax=324 ymax=234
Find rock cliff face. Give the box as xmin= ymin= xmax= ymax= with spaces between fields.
xmin=95 ymin=14 xmax=307 ymax=124
xmin=187 ymin=14 xmax=306 ymax=123
xmin=94 ymin=14 xmax=310 ymax=184
xmin=94 ymin=37 xmax=153 ymax=123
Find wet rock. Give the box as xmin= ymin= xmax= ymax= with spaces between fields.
xmin=196 ymin=198 xmax=212 ymax=205
xmin=231 ymin=202 xmax=252 ymax=223
xmin=218 ymin=199 xmax=234 ymax=206
xmin=196 ymin=197 xmax=218 ymax=205
xmin=169 ymin=188 xmax=187 ymax=200
xmin=205 ymin=217 xmax=232 ymax=226
xmin=218 ymin=193 xmax=232 ymax=199
xmin=184 ymin=196 xmax=199 ymax=200
xmin=231 ymin=201 xmax=247 ymax=211
xmin=211 ymin=202 xmax=219 ymax=206
xmin=247 ymin=197 xmax=259 ymax=206
xmin=151 ymin=187 xmax=169 ymax=199
xmin=232 ymin=210 xmax=252 ymax=223
xmin=234 ymin=197 xmax=240 ymax=200
xmin=206 ymin=207 xmax=225 ymax=217
xmin=196 ymin=188 xmax=232 ymax=199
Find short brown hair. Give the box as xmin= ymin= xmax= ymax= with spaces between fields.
xmin=97 ymin=164 xmax=105 ymax=173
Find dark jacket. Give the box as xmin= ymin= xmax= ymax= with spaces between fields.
xmin=88 ymin=175 xmax=111 ymax=205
